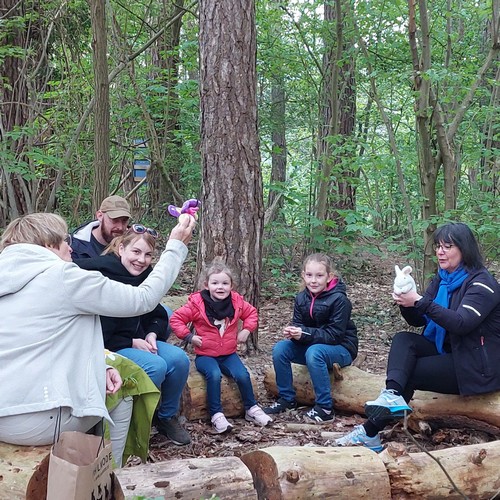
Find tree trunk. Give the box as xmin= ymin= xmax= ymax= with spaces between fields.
xmin=0 ymin=0 xmax=47 ymax=221
xmin=89 ymin=0 xmax=110 ymax=210
xmin=315 ymin=1 xmax=341 ymax=221
xmin=198 ymin=0 xmax=263 ymax=349
xmin=267 ymin=82 xmax=286 ymax=221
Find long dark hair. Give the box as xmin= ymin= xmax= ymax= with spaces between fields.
xmin=433 ymin=222 xmax=483 ymax=271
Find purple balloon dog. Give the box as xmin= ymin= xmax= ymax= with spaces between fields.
xmin=168 ymin=199 xmax=201 ymax=220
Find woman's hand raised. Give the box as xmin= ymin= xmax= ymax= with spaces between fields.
xmin=169 ymin=213 xmax=196 ymax=245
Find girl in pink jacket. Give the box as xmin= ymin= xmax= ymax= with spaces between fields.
xmin=171 ymin=261 xmax=272 ymax=433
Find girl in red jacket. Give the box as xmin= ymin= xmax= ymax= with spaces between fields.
xmin=170 ymin=261 xmax=272 ymax=433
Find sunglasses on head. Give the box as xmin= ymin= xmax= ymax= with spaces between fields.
xmin=129 ymin=224 xmax=159 ymax=239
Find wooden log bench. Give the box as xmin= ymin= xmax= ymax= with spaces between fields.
xmin=179 ymin=364 xmax=258 ymax=421
xmin=263 ymin=364 xmax=500 ymax=434
xmin=116 ymin=440 xmax=500 ymax=499
xmin=4 ymin=439 xmax=500 ymax=499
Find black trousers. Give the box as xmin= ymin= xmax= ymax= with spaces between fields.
xmin=386 ymin=331 xmax=460 ymax=403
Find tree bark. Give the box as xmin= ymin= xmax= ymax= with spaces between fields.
xmin=115 ymin=456 xmax=256 ymax=499
xmin=380 ymin=440 xmax=500 ymax=499
xmin=198 ymin=0 xmax=263 ymax=349
xmin=267 ymin=82 xmax=286 ymax=220
xmin=89 ymin=0 xmax=111 ymax=209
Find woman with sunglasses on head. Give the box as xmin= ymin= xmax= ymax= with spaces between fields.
xmin=0 ymin=213 xmax=194 ymax=457
xmin=75 ymin=224 xmax=192 ymax=446
xmin=337 ymin=222 xmax=500 ymax=452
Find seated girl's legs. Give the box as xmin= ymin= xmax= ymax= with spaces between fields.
xmin=272 ymin=339 xmax=308 ymax=402
xmin=305 ymin=344 xmax=352 ymax=409
xmin=108 ymin=396 xmax=133 ymax=467
xmin=195 ymin=355 xmax=224 ymax=416
xmin=218 ymin=353 xmax=257 ymax=410
xmin=155 ymin=342 xmax=190 ymax=419
xmin=0 ymin=408 xmax=99 ymax=446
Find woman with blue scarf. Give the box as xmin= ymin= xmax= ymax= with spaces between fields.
xmin=337 ymin=222 xmax=500 ymax=452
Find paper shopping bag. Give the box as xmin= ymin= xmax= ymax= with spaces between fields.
xmin=47 ymin=431 xmax=113 ymax=500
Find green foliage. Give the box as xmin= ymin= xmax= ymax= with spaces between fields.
xmin=2 ymin=0 xmax=498 ymax=289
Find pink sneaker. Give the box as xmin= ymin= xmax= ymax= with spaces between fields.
xmin=245 ymin=405 xmax=273 ymax=427
xmin=211 ymin=412 xmax=233 ymax=434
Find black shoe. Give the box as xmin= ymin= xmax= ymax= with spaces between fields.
xmin=263 ymin=398 xmax=298 ymax=415
xmin=156 ymin=417 xmax=191 ymax=445
xmin=305 ymin=405 xmax=335 ymax=424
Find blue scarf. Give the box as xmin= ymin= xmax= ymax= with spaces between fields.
xmin=423 ymin=266 xmax=468 ymax=354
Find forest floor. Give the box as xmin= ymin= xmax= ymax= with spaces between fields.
xmin=136 ymin=248 xmax=497 ymax=465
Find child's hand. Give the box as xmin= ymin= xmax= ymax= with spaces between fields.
xmin=192 ymin=335 xmax=203 ymax=348
xmin=284 ymin=326 xmax=303 ymax=340
xmin=237 ymin=329 xmax=251 ymax=343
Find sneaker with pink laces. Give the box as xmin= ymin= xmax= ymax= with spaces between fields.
xmin=211 ymin=412 xmax=233 ymax=434
xmin=245 ymin=404 xmax=273 ymax=426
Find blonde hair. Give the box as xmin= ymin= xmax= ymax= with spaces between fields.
xmin=0 ymin=213 xmax=67 ymax=251
xmin=103 ymin=229 xmax=157 ymax=257
xmin=301 ymin=253 xmax=338 ymax=289
xmin=198 ymin=259 xmax=237 ymax=289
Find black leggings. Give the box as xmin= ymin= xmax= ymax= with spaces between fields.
xmin=386 ymin=331 xmax=459 ymax=401
xmin=365 ymin=331 xmax=460 ymax=434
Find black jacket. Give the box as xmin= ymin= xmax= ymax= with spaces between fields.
xmin=401 ymin=267 xmax=500 ymax=396
xmin=75 ymin=254 xmax=168 ymax=351
xmin=291 ymin=280 xmax=358 ymax=359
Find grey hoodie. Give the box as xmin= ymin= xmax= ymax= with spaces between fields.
xmin=0 ymin=239 xmax=187 ymax=421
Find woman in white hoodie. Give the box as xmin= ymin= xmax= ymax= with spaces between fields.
xmin=0 ymin=212 xmax=194 ymax=452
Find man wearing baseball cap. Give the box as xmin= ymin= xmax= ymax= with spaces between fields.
xmin=71 ymin=195 xmax=131 ymax=259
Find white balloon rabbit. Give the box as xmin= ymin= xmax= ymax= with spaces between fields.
xmin=393 ymin=265 xmax=417 ymax=295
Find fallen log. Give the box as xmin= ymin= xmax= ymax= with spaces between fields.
xmin=380 ymin=440 xmax=500 ymax=498
xmin=263 ymin=364 xmax=500 ymax=434
xmin=115 ymin=456 xmax=256 ymax=499
xmin=240 ymin=445 xmax=391 ymax=499
xmin=14 ymin=440 xmax=500 ymax=499
xmin=180 ymin=365 xmax=258 ymax=421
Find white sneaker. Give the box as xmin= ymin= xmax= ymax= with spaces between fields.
xmin=245 ymin=404 xmax=273 ymax=426
xmin=211 ymin=412 xmax=233 ymax=434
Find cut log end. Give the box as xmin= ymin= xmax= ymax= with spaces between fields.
xmin=240 ymin=450 xmax=282 ymax=500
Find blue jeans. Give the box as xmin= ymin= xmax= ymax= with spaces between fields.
xmin=118 ymin=341 xmax=189 ymax=420
xmin=272 ymin=340 xmax=352 ymax=408
xmin=195 ymin=353 xmax=256 ymax=416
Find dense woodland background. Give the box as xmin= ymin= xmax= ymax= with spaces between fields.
xmin=1 ymin=0 xmax=499 ymax=310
